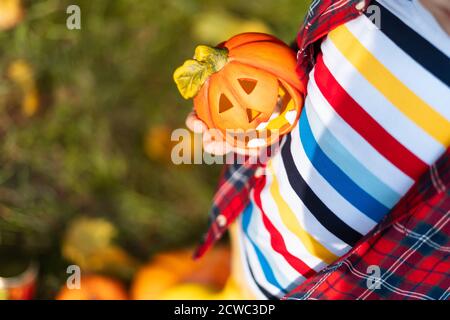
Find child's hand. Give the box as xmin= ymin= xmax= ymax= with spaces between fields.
xmin=185 ymin=111 xmax=261 ymax=157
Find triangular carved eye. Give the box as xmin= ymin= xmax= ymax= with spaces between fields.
xmin=238 ymin=78 xmax=257 ymax=94
xmin=246 ymin=108 xmax=261 ymax=122
xmin=219 ymin=94 xmax=233 ymax=113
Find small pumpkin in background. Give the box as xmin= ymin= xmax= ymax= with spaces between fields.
xmin=131 ymin=247 xmax=230 ymax=300
xmin=56 ymin=275 xmax=128 ymax=300
xmin=174 ymin=32 xmax=305 ymax=150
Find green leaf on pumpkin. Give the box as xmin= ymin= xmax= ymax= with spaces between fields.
xmin=173 ymin=59 xmax=210 ymax=100
xmin=173 ymin=45 xmax=228 ymax=100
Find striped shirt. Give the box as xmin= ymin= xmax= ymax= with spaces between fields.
xmin=235 ymin=0 xmax=450 ymax=299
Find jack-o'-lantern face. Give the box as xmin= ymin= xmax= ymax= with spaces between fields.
xmin=210 ymin=62 xmax=279 ymax=131
xmin=174 ymin=33 xmax=305 ymax=150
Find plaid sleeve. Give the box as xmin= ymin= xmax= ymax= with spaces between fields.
xmin=284 ymin=150 xmax=450 ymax=300
xmin=193 ymin=162 xmax=258 ymax=259
xmin=296 ymin=0 xmax=370 ymax=83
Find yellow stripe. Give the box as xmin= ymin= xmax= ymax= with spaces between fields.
xmin=267 ymin=163 xmax=338 ymax=265
xmin=227 ymin=223 xmax=257 ymax=299
xmin=329 ymin=26 xmax=450 ymax=146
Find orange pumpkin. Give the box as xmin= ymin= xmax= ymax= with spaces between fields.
xmin=174 ymin=33 xmax=305 ymax=149
xmin=56 ymin=275 xmax=128 ymax=300
xmin=131 ymin=247 xmax=231 ymax=300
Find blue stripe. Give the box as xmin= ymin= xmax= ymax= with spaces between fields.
xmin=242 ymin=203 xmax=286 ymax=293
xmin=243 ymin=252 xmax=280 ymax=300
xmin=299 ymin=108 xmax=389 ymax=222
xmin=282 ymin=134 xmax=362 ymax=246
xmin=304 ymin=101 xmax=402 ymax=208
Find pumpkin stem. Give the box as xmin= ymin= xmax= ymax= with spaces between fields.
xmin=173 ymin=45 xmax=228 ymax=99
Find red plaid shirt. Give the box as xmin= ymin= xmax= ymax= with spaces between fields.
xmin=194 ymin=0 xmax=450 ymax=300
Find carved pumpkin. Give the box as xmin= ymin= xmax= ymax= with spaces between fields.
xmin=174 ymin=32 xmax=305 ymax=149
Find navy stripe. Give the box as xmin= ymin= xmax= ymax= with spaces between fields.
xmin=281 ymin=134 xmax=363 ymax=246
xmin=366 ymin=0 xmax=450 ymax=86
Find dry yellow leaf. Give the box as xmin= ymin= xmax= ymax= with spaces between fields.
xmin=0 ymin=0 xmax=24 ymax=31
xmin=7 ymin=60 xmax=40 ymax=116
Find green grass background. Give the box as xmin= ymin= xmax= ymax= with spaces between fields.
xmin=0 ymin=0 xmax=310 ymax=298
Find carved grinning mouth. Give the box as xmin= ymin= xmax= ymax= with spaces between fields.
xmin=246 ymin=82 xmax=298 ymax=148
xmin=255 ymin=82 xmax=297 ymax=132
xmin=222 ymin=81 xmax=299 ymax=149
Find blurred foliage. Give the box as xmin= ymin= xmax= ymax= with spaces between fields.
xmin=62 ymin=216 xmax=138 ymax=278
xmin=0 ymin=0 xmax=310 ymax=298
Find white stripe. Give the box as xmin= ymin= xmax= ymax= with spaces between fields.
xmin=273 ymin=149 xmax=351 ymax=256
xmin=242 ymin=235 xmax=281 ymax=298
xmin=376 ymin=0 xmax=450 ymax=57
xmin=260 ymin=159 xmax=327 ymax=271
xmin=289 ymin=118 xmax=377 ymax=233
xmin=307 ymin=73 xmax=415 ymax=194
xmin=246 ymin=194 xmax=301 ymax=290
xmin=321 ymin=32 xmax=445 ymax=166
xmin=236 ymin=216 xmax=269 ymax=300
xmin=346 ymin=14 xmax=450 ymax=122
xmin=305 ymin=99 xmax=401 ymax=208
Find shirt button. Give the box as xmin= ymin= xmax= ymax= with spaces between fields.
xmin=356 ymin=0 xmax=365 ymax=11
xmin=216 ymin=214 xmax=227 ymax=227
xmin=254 ymin=167 xmax=265 ymax=178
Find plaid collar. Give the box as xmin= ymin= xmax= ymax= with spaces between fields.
xmin=296 ymin=0 xmax=371 ymax=84
xmin=194 ymin=0 xmax=372 ymax=259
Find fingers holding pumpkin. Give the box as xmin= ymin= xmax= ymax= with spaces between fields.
xmin=186 ymin=110 xmax=229 ymax=155
xmin=185 ymin=110 xmax=262 ymax=156
xmin=186 ymin=111 xmax=207 ymax=134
